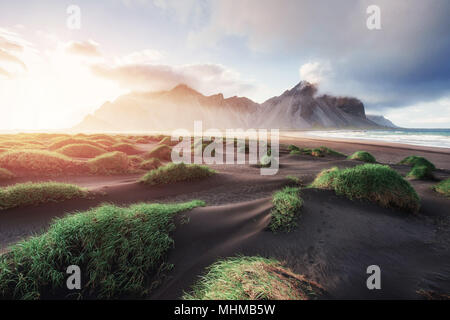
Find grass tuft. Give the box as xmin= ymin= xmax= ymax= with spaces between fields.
xmin=406 ymin=165 xmax=434 ymax=180
xmin=0 ymin=150 xmax=82 ymax=176
xmin=145 ymin=145 xmax=172 ymax=161
xmin=433 ymin=179 xmax=450 ymax=197
xmin=140 ymin=162 xmax=215 ymax=185
xmin=56 ymin=144 xmax=107 ymax=158
xmin=399 ymin=156 xmax=436 ymax=180
xmin=269 ymin=187 xmax=303 ymax=232
xmin=399 ymin=156 xmax=436 ymax=170
xmin=290 ymin=146 xmax=345 ymax=157
xmin=140 ymin=158 xmax=162 ymax=170
xmin=183 ymin=256 xmax=324 ymax=300
xmin=0 ymin=182 xmax=88 ymax=210
xmin=310 ymin=164 xmax=420 ymax=213
xmin=48 ymin=138 xmax=105 ymax=151
xmin=87 ymin=151 xmax=129 ymax=175
xmin=348 ymin=151 xmax=376 ymax=163
xmin=109 ymin=143 xmax=141 ymax=155
xmin=0 ymin=200 xmax=204 ymax=299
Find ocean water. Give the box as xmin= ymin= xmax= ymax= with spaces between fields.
xmin=298 ymin=129 xmax=450 ymax=149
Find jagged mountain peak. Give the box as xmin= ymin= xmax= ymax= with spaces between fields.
xmin=73 ymin=81 xmax=385 ymax=131
xmin=169 ymin=83 xmax=201 ymax=96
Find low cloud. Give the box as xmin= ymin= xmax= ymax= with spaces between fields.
xmin=299 ymin=61 xmax=331 ymax=84
xmin=66 ymin=40 xmax=101 ymax=57
xmin=91 ymin=61 xmax=255 ymax=97
xmin=0 ymin=48 xmax=26 ymax=70
xmin=175 ymin=0 xmax=450 ymax=110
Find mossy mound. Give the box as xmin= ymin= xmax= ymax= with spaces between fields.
xmin=140 ymin=162 xmax=215 ymax=185
xmin=399 ymin=156 xmax=436 ymax=180
xmin=433 ymin=179 xmax=450 ymax=197
xmin=269 ymin=187 xmax=303 ymax=232
xmin=0 ymin=150 xmax=82 ymax=176
xmin=109 ymin=143 xmax=141 ymax=155
xmin=48 ymin=138 xmax=105 ymax=151
xmin=399 ymin=156 xmax=436 ymax=170
xmin=144 ymin=145 xmax=172 ymax=161
xmin=87 ymin=151 xmax=129 ymax=175
xmin=0 ymin=182 xmax=88 ymax=210
xmin=0 ymin=200 xmax=204 ymax=299
xmin=348 ymin=151 xmax=376 ymax=163
xmin=183 ymin=256 xmax=324 ymax=300
xmin=140 ymin=158 xmax=162 ymax=170
xmin=290 ymin=146 xmax=345 ymax=157
xmin=56 ymin=144 xmax=107 ymax=158
xmin=407 ymin=165 xmax=435 ymax=180
xmin=310 ymin=164 xmax=420 ymax=213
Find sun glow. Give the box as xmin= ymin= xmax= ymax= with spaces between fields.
xmin=0 ymin=30 xmax=125 ymax=131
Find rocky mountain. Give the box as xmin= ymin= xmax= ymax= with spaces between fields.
xmin=73 ymin=81 xmax=382 ymax=131
xmin=366 ymin=115 xmax=398 ymax=128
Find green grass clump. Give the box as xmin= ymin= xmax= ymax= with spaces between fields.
xmin=0 ymin=168 xmax=15 ymax=180
xmin=87 ymin=151 xmax=129 ymax=174
xmin=0 ymin=150 xmax=82 ymax=175
xmin=287 ymin=144 xmax=300 ymax=152
xmin=269 ymin=187 xmax=303 ymax=232
xmin=140 ymin=163 xmax=215 ymax=185
xmin=109 ymin=143 xmax=141 ymax=155
xmin=128 ymin=155 xmax=144 ymax=167
xmin=0 ymin=182 xmax=88 ymax=210
xmin=290 ymin=146 xmax=345 ymax=157
xmin=144 ymin=145 xmax=172 ymax=161
xmin=433 ymin=179 xmax=450 ymax=197
xmin=310 ymin=164 xmax=420 ymax=213
xmin=48 ymin=138 xmax=104 ymax=151
xmin=348 ymin=151 xmax=376 ymax=163
xmin=183 ymin=256 xmax=324 ymax=300
xmin=0 ymin=200 xmax=205 ymax=299
xmin=56 ymin=144 xmax=107 ymax=158
xmin=399 ymin=156 xmax=436 ymax=170
xmin=407 ymin=165 xmax=434 ymax=180
xmin=399 ymin=156 xmax=436 ymax=180
xmin=140 ymin=158 xmax=162 ymax=170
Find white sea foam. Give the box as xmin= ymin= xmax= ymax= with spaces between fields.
xmin=283 ymin=130 xmax=450 ymax=149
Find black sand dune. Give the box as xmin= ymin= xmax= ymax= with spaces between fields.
xmin=0 ymin=137 xmax=449 ymax=298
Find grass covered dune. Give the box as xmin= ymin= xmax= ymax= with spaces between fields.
xmin=0 ymin=182 xmax=88 ymax=210
xmin=0 ymin=200 xmax=205 ymax=299
xmin=433 ymin=178 xmax=450 ymax=197
xmin=310 ymin=164 xmax=420 ymax=213
xmin=269 ymin=187 xmax=303 ymax=232
xmin=140 ymin=163 xmax=215 ymax=185
xmin=183 ymin=256 xmax=324 ymax=300
xmin=0 ymin=150 xmax=83 ymax=175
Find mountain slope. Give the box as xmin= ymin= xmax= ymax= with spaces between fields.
xmin=367 ymin=115 xmax=398 ymax=128
xmin=74 ymin=82 xmax=381 ymax=131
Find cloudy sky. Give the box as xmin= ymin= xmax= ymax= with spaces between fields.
xmin=0 ymin=0 xmax=449 ymax=129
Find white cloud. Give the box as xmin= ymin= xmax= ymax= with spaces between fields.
xmin=299 ymin=61 xmax=331 ymax=84
xmin=91 ymin=61 xmax=255 ymax=98
xmin=115 ymin=49 xmax=164 ymax=65
xmin=385 ymin=97 xmax=450 ymax=128
xmin=65 ymin=40 xmax=101 ymax=57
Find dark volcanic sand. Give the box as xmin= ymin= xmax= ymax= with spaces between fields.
xmin=0 ymin=136 xmax=449 ymax=299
